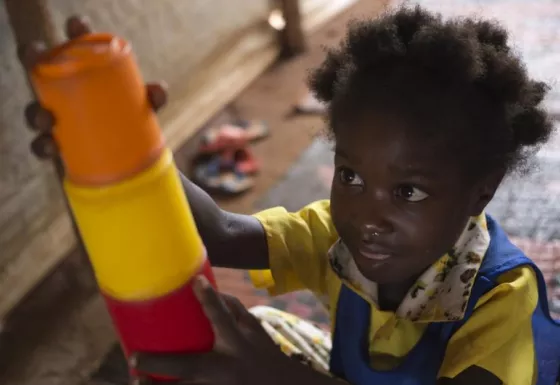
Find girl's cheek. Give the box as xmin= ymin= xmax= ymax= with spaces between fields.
xmin=331 ymin=187 xmax=355 ymax=219
xmin=331 ymin=190 xmax=363 ymax=241
xmin=330 ymin=192 xmax=348 ymax=233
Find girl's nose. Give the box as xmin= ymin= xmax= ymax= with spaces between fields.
xmin=360 ymin=222 xmax=392 ymax=243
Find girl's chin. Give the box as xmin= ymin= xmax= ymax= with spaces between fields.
xmin=353 ymin=256 xmax=394 ymax=283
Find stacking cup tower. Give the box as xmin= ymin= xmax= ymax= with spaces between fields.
xmin=30 ymin=33 xmax=216 ymax=379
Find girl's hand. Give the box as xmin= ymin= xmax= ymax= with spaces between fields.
xmin=130 ymin=276 xmax=291 ymax=385
xmin=19 ymin=15 xmax=167 ymax=160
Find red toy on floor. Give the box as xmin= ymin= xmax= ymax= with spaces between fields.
xmin=192 ymin=120 xmax=269 ymax=195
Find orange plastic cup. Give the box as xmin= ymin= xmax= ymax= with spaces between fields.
xmin=31 ymin=33 xmax=164 ymax=186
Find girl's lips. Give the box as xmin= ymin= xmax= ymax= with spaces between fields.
xmin=358 ymin=246 xmax=392 ymax=261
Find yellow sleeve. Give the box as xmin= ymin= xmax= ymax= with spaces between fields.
xmin=438 ymin=266 xmax=538 ymax=384
xmin=248 ymin=200 xmax=338 ymax=297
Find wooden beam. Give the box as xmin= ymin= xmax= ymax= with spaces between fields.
xmin=4 ymin=0 xmax=66 ymax=180
xmin=274 ymin=0 xmax=360 ymax=57
xmin=300 ymin=0 xmax=360 ymax=34
xmin=278 ymin=0 xmax=307 ymax=56
xmin=5 ymin=0 xmax=87 ymax=240
xmin=160 ymin=22 xmax=279 ymax=153
xmin=4 ymin=0 xmax=58 ymax=47
xmin=1 ymin=0 xmax=85 ymax=320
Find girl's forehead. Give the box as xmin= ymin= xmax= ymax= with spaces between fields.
xmin=335 ymin=121 xmax=443 ymax=164
xmin=334 ymin=119 xmax=467 ymax=182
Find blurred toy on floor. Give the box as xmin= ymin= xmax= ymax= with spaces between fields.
xmin=293 ymin=90 xmax=327 ymax=115
xmin=191 ymin=120 xmax=269 ymax=196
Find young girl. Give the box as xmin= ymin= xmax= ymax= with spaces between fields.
xmin=25 ymin=6 xmax=559 ymax=385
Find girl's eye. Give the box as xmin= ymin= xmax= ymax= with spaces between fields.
xmin=337 ymin=167 xmax=364 ymax=186
xmin=396 ymin=185 xmax=429 ymax=202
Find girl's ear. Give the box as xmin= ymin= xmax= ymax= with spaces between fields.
xmin=470 ymin=169 xmax=506 ymax=216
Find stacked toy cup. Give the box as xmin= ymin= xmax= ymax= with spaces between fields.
xmin=30 ymin=33 xmax=217 ymax=381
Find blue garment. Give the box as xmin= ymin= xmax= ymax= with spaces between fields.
xmin=330 ymin=216 xmax=560 ymax=384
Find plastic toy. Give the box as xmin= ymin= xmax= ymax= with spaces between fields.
xmin=30 ymin=33 xmax=216 ymax=381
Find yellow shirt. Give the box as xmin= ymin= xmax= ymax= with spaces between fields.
xmin=250 ymin=200 xmax=538 ymax=384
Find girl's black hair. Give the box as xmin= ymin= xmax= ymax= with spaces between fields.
xmin=309 ymin=5 xmax=554 ymax=177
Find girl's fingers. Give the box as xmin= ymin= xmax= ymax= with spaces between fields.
xmin=146 ymin=82 xmax=169 ymax=112
xmin=65 ymin=15 xmax=93 ymax=39
xmin=131 ymin=351 xmax=226 ymax=382
xmin=192 ymin=276 xmax=243 ymax=343
xmin=17 ymin=41 xmax=47 ymax=70
xmin=31 ymin=132 xmax=58 ymax=159
xmin=25 ymin=102 xmax=55 ymax=132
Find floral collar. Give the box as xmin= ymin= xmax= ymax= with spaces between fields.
xmin=328 ymin=214 xmax=490 ymax=322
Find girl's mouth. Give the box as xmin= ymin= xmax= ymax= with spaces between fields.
xmin=358 ymin=244 xmax=393 ymax=261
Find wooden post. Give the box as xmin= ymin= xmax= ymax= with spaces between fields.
xmin=278 ymin=0 xmax=307 ymax=57
xmin=3 ymin=0 xmax=87 ymax=257
xmin=4 ymin=0 xmax=59 ymax=48
xmin=4 ymin=0 xmax=64 ymax=178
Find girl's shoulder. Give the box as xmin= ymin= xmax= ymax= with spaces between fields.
xmin=441 ymin=265 xmax=538 ymax=383
xmin=475 ymin=265 xmax=538 ymax=313
xmin=475 ymin=216 xmax=540 ymax=315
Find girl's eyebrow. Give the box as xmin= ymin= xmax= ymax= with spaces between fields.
xmin=335 ymin=146 xmax=441 ymax=178
xmin=387 ymin=162 xmax=440 ymax=178
xmin=334 ymin=147 xmax=363 ymax=166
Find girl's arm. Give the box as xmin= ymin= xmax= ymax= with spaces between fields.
xmin=179 ymin=173 xmax=269 ymax=270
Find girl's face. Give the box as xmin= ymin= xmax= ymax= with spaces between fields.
xmin=330 ymin=114 xmax=491 ymax=284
